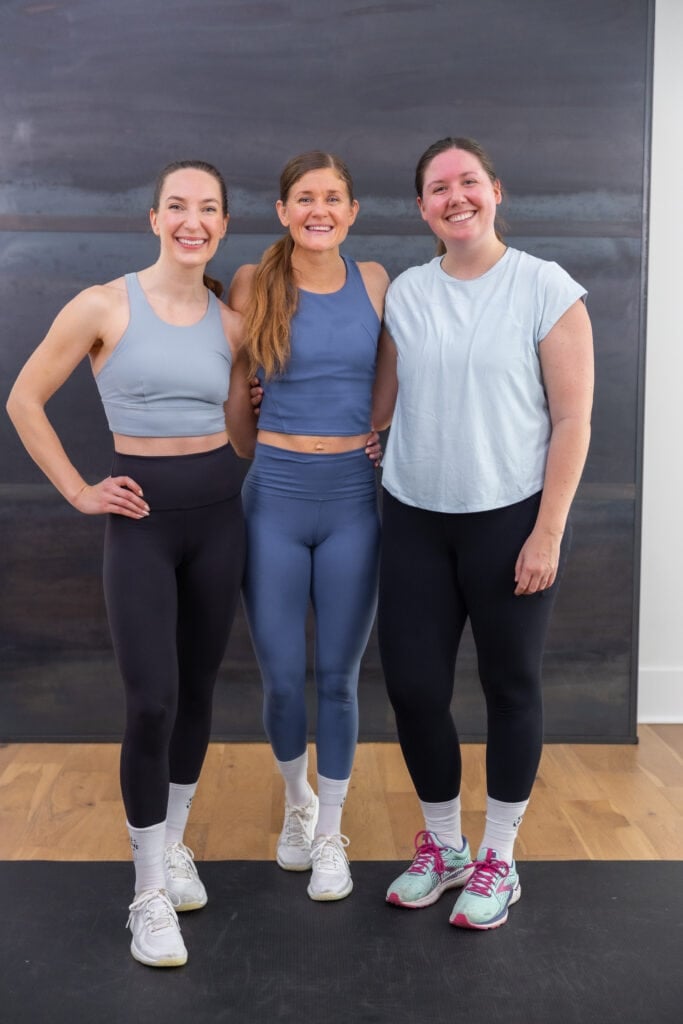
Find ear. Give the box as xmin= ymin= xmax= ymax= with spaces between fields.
xmin=275 ymin=199 xmax=289 ymax=228
xmin=347 ymin=198 xmax=360 ymax=226
xmin=149 ymin=208 xmax=160 ymax=235
xmin=220 ymin=213 xmax=230 ymax=238
xmin=416 ymin=196 xmax=428 ymax=222
xmin=493 ymin=179 xmax=503 ymax=205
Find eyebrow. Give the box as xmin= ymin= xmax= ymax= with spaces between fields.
xmin=165 ymin=194 xmax=220 ymax=203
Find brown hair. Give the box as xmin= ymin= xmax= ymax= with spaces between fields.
xmin=243 ymin=151 xmax=355 ymax=379
xmin=415 ymin=137 xmax=506 ymax=255
xmin=152 ymin=160 xmax=228 ymax=299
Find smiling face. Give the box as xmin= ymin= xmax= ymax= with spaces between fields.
xmin=417 ymin=148 xmax=502 ymax=249
xmin=276 ymin=167 xmax=359 ymax=252
xmin=149 ymin=167 xmax=228 ymax=265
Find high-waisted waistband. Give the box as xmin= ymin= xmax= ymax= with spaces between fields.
xmin=110 ymin=443 xmax=246 ymax=510
xmin=244 ymin=442 xmax=377 ymax=500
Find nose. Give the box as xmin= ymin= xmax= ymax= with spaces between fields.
xmin=183 ymin=206 xmax=201 ymax=228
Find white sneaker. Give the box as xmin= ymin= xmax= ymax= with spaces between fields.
xmin=164 ymin=842 xmax=208 ymax=911
xmin=127 ymin=889 xmax=188 ymax=967
xmin=307 ymin=834 xmax=353 ymax=901
xmin=276 ymin=792 xmax=319 ymax=871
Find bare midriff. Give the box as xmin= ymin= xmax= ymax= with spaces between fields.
xmin=113 ymin=430 xmax=229 ymax=456
xmin=257 ymin=430 xmax=368 ymax=454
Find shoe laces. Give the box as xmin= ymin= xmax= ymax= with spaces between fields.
xmin=165 ymin=842 xmax=198 ymax=880
xmin=311 ymin=834 xmax=350 ymax=873
xmin=127 ymin=889 xmax=180 ymax=932
xmin=284 ymin=801 xmax=315 ymax=847
xmin=407 ymin=830 xmax=447 ymax=875
xmin=466 ymin=851 xmax=510 ymax=896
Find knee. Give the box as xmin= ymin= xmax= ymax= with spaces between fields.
xmin=126 ymin=697 xmax=175 ymax=751
xmin=317 ymin=668 xmax=357 ymax=707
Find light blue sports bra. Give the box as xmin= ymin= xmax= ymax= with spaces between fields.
xmin=94 ymin=273 xmax=231 ymax=437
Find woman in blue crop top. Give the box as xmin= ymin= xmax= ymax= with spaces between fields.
xmin=227 ymin=151 xmax=391 ymax=902
xmin=7 ymin=161 xmax=255 ymax=967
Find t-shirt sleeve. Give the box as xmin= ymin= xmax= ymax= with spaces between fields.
xmin=536 ymin=262 xmax=587 ymax=347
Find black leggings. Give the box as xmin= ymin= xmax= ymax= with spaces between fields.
xmin=377 ymin=489 xmax=570 ymax=804
xmin=103 ymin=445 xmax=245 ymax=827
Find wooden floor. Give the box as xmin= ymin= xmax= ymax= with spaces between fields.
xmin=1 ymin=725 xmax=682 ymax=862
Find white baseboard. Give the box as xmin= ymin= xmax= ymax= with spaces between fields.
xmin=637 ymin=667 xmax=683 ymax=723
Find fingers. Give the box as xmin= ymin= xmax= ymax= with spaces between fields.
xmin=75 ymin=476 xmax=150 ymax=518
xmin=107 ymin=476 xmax=150 ymax=518
xmin=514 ymin=566 xmax=557 ymax=596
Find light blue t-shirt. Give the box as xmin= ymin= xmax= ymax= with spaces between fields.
xmin=382 ymin=248 xmax=587 ymax=513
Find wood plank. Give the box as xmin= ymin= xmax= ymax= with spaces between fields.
xmin=0 ymin=731 xmax=681 ymax=862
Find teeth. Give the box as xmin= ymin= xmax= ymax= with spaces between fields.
xmin=306 ymin=225 xmax=332 ymax=231
xmin=177 ymin=238 xmax=205 ymax=246
xmin=447 ymin=212 xmax=474 ymax=223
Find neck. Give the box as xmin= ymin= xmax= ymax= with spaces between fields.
xmin=440 ymin=237 xmax=507 ymax=281
xmin=291 ymin=247 xmax=345 ymax=293
xmin=140 ymin=257 xmax=208 ymax=301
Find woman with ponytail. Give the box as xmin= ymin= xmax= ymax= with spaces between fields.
xmin=7 ymin=161 xmax=253 ymax=966
xmin=228 ymin=151 xmax=390 ymax=903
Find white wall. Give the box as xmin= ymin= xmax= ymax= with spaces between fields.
xmin=638 ymin=0 xmax=683 ymax=722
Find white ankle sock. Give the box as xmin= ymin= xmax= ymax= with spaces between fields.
xmin=481 ymin=796 xmax=529 ymax=864
xmin=165 ymin=782 xmax=198 ymax=847
xmin=127 ymin=820 xmax=166 ymax=895
xmin=315 ymin=774 xmax=349 ymax=837
xmin=419 ymin=796 xmax=464 ymax=850
xmin=276 ymin=752 xmax=312 ymax=807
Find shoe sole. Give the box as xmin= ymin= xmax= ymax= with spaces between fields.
xmin=450 ymin=882 xmax=522 ymax=929
xmin=175 ymin=897 xmax=207 ymax=912
xmin=386 ymin=865 xmax=475 ymax=909
xmin=307 ymin=879 xmax=353 ymax=901
xmin=130 ymin=942 xmax=188 ymax=967
xmin=276 ymin=855 xmax=312 ymax=872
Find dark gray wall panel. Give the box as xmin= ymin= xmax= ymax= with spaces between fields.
xmin=0 ymin=0 xmax=652 ymax=741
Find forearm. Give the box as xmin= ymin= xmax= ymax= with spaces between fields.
xmin=536 ymin=416 xmax=591 ymax=536
xmin=6 ymin=394 xmax=88 ymax=505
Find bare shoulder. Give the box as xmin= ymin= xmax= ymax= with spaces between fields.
xmin=218 ymin=298 xmax=245 ymax=355
xmin=228 ymin=263 xmax=258 ymax=313
xmin=357 ymin=261 xmax=390 ymax=316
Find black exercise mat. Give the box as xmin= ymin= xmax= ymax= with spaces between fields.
xmin=1 ymin=861 xmax=680 ymax=1024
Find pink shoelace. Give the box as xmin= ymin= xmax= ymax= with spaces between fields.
xmin=466 ymin=850 xmax=510 ymax=895
xmin=407 ymin=830 xmax=448 ymax=874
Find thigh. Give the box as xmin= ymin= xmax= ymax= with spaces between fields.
xmin=311 ymin=493 xmax=380 ymax=674
xmin=103 ymin=512 xmax=180 ymax=697
xmin=458 ymin=494 xmax=570 ymax=686
xmin=241 ymin=482 xmax=313 ymax=680
xmin=378 ymin=491 xmax=466 ymax=704
xmin=177 ymin=494 xmax=246 ymax=672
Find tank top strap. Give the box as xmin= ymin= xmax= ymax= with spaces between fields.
xmin=124 ymin=272 xmax=155 ymax=323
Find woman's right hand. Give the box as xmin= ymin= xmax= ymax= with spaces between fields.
xmin=72 ymin=476 xmax=150 ymax=518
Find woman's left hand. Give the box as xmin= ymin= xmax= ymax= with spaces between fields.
xmin=365 ymin=429 xmax=383 ymax=467
xmin=249 ymin=376 xmax=263 ymax=415
xmin=514 ymin=527 xmax=562 ymax=595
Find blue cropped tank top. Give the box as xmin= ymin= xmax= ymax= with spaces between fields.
xmin=257 ymin=256 xmax=380 ymax=436
xmin=94 ymin=273 xmax=231 ymax=437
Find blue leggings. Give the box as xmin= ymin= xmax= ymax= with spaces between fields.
xmin=242 ymin=444 xmax=380 ymax=779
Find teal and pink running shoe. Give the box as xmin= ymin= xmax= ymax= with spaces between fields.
xmin=449 ymin=847 xmax=521 ymax=929
xmin=386 ymin=830 xmax=474 ymax=909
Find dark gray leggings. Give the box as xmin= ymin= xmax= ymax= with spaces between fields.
xmin=103 ymin=445 xmax=245 ymax=827
xmin=378 ymin=489 xmax=570 ymax=804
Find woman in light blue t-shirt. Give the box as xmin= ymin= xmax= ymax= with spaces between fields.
xmin=372 ymin=137 xmax=594 ymax=930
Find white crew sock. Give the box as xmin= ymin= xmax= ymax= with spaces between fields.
xmin=419 ymin=796 xmax=464 ymax=851
xmin=481 ymin=796 xmax=529 ymax=864
xmin=276 ymin=751 xmax=313 ymax=807
xmin=315 ymin=774 xmax=349 ymax=838
xmin=165 ymin=782 xmax=198 ymax=847
xmin=127 ymin=820 xmax=166 ymax=895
